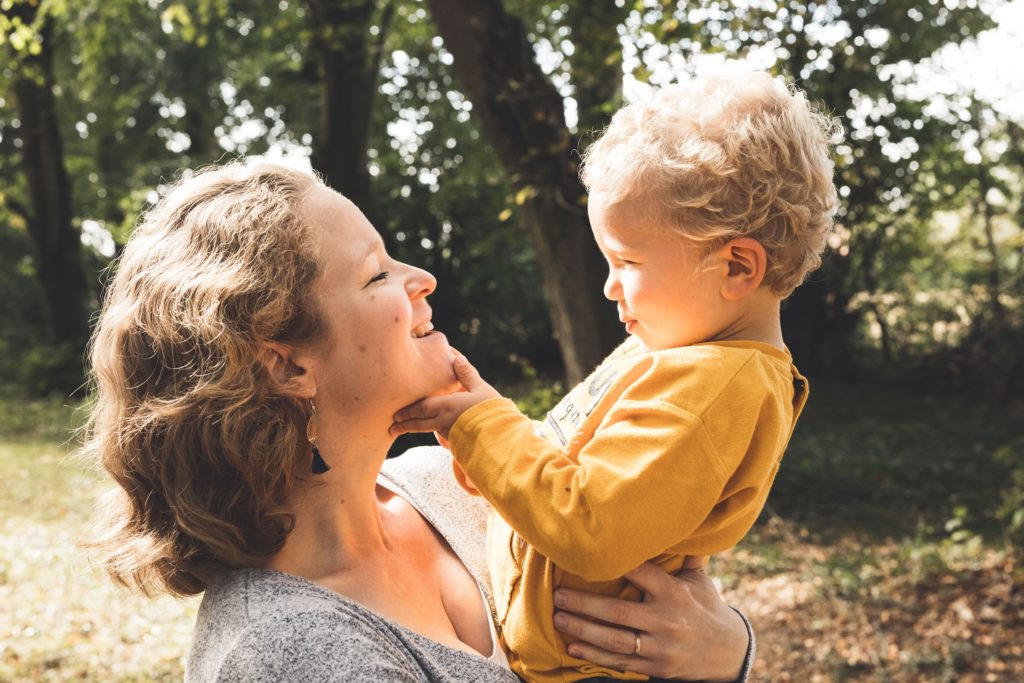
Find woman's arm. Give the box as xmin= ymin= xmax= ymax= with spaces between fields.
xmin=551 ymin=561 xmax=753 ymax=682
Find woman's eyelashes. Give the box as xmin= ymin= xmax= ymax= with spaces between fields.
xmin=365 ymin=271 xmax=390 ymax=287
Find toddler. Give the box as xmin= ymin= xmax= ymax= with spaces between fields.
xmin=392 ymin=72 xmax=840 ymax=682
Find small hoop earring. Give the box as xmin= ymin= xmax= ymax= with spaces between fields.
xmin=307 ymin=401 xmax=330 ymax=475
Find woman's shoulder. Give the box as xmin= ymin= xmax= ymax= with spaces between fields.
xmin=379 ymin=446 xmax=490 ymax=584
xmin=379 ymin=446 xmax=488 ymax=547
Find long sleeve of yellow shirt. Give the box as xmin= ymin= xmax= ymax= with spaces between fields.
xmin=452 ymin=394 xmax=731 ymax=581
xmin=450 ymin=340 xmax=805 ymax=582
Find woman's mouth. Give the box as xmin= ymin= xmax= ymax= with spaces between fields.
xmin=411 ymin=321 xmax=434 ymax=338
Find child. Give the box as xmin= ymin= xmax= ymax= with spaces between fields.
xmin=391 ymin=72 xmax=839 ymax=682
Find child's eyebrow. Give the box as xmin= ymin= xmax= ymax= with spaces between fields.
xmin=604 ymin=237 xmax=646 ymax=254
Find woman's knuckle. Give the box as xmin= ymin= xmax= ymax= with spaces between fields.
xmin=565 ymin=617 xmax=584 ymax=638
xmin=610 ymin=601 xmax=632 ymax=624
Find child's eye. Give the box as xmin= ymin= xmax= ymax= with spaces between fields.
xmin=366 ymin=271 xmax=389 ymax=286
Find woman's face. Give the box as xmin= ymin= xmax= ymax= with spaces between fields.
xmin=299 ymin=185 xmax=458 ymax=415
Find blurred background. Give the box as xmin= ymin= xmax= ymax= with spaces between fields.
xmin=1 ymin=0 xmax=1022 ymax=680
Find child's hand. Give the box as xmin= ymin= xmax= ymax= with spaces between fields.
xmin=389 ymin=355 xmax=501 ymax=441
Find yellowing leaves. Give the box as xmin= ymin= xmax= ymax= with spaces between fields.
xmin=514 ymin=186 xmax=537 ymax=206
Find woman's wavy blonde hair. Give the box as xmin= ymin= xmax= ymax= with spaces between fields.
xmin=581 ymin=72 xmax=841 ymax=297
xmin=83 ymin=161 xmax=327 ymax=596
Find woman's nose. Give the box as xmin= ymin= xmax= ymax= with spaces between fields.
xmin=405 ymin=265 xmax=437 ymax=299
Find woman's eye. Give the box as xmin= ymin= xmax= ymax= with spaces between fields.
xmin=367 ymin=271 xmax=390 ymax=286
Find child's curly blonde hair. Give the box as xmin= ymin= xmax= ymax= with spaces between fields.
xmin=581 ymin=72 xmax=841 ymax=297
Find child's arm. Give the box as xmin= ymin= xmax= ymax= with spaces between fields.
xmin=392 ymin=356 xmax=748 ymax=582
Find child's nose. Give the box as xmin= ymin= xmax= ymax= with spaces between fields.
xmin=603 ymin=270 xmax=621 ymax=301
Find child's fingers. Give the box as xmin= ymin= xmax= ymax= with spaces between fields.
xmin=553 ymin=588 xmax=647 ymax=630
xmin=389 ymin=416 xmax=444 ymax=435
xmin=393 ymin=398 xmax=439 ymax=423
xmin=452 ymin=355 xmax=485 ymax=391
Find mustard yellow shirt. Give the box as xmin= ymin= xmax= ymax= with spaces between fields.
xmin=448 ymin=338 xmax=809 ymax=682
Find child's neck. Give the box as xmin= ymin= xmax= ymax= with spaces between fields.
xmin=714 ymin=294 xmax=784 ymax=350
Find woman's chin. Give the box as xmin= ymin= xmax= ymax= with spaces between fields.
xmin=410 ymin=341 xmax=460 ymax=398
xmin=425 ymin=371 xmax=461 ymax=398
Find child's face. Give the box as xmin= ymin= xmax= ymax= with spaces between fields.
xmin=589 ymin=194 xmax=731 ymax=351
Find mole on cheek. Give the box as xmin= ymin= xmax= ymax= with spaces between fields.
xmin=359 ymin=344 xmax=367 ymax=353
xmin=394 ymin=316 xmax=400 ymax=323
xmin=352 ymin=396 xmax=360 ymax=402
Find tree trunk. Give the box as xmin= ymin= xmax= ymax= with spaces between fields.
xmin=426 ymin=0 xmax=622 ymax=384
xmin=10 ymin=13 xmax=88 ymax=349
xmin=305 ymin=0 xmax=392 ymax=237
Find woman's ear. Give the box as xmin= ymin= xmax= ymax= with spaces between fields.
xmin=261 ymin=341 xmax=317 ymax=399
xmin=719 ymin=237 xmax=767 ymax=301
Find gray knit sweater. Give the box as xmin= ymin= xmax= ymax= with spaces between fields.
xmin=185 ymin=446 xmax=518 ymax=683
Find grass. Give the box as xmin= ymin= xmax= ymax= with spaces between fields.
xmin=0 ymin=402 xmax=198 ymax=682
xmin=1 ymin=384 xmax=1022 ymax=681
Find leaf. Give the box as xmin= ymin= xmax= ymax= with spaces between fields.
xmin=513 ymin=186 xmax=536 ymax=205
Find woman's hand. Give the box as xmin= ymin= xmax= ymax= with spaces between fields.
xmin=552 ymin=561 xmax=749 ymax=682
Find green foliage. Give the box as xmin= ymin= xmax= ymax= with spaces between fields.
xmin=511 ymin=379 xmax=566 ymax=420
xmin=13 ymin=343 xmax=88 ymax=398
xmin=995 ymin=437 xmax=1024 ymax=553
xmin=771 ymin=382 xmax=1024 ymax=538
xmin=1 ymin=0 xmax=1022 ymax=396
xmin=0 ymin=223 xmax=43 ymax=393
xmin=0 ymin=396 xmax=85 ymax=440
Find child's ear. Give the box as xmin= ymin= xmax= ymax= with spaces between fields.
xmin=719 ymin=237 xmax=767 ymax=301
xmin=261 ymin=341 xmax=317 ymax=399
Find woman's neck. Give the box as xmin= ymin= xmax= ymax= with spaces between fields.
xmin=265 ymin=413 xmax=399 ymax=580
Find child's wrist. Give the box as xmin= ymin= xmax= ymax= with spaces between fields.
xmin=447 ymin=396 xmax=517 ymax=451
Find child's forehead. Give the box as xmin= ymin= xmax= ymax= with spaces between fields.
xmin=598 ymin=205 xmax=693 ymax=253
xmin=599 ymin=198 xmax=678 ymax=239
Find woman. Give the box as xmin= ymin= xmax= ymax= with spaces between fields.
xmin=86 ymin=161 xmax=753 ymax=681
